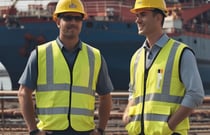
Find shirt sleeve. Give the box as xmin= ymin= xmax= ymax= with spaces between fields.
xmin=128 ymin=83 xmax=134 ymax=100
xmin=180 ymin=49 xmax=205 ymax=108
xmin=18 ymin=49 xmax=38 ymax=90
xmin=96 ymin=56 xmax=114 ymax=95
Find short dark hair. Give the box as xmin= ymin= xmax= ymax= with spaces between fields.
xmin=152 ymin=8 xmax=166 ymax=26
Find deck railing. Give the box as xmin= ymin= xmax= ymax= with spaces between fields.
xmin=0 ymin=91 xmax=210 ymax=134
xmin=82 ymin=0 xmax=134 ymax=21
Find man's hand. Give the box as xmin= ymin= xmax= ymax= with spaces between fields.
xmin=122 ymin=111 xmax=130 ymax=124
xmin=89 ymin=129 xmax=103 ymax=135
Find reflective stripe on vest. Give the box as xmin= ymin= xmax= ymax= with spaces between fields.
xmin=126 ymin=39 xmax=190 ymax=134
xmin=36 ymin=40 xmax=101 ymax=131
xmin=133 ymin=39 xmax=185 ymax=104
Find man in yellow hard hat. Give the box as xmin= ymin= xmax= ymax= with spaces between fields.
xmin=122 ymin=0 xmax=204 ymax=135
xmin=18 ymin=0 xmax=113 ymax=135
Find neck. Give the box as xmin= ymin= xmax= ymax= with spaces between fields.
xmin=146 ymin=31 xmax=163 ymax=48
xmin=60 ymin=36 xmax=79 ymax=51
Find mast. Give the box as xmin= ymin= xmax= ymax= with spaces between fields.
xmin=8 ymin=0 xmax=18 ymax=15
xmin=192 ymin=0 xmax=195 ymax=8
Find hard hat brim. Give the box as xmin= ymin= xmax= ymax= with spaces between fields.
xmin=130 ymin=7 xmax=168 ymax=16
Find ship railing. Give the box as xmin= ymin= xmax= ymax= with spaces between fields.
xmin=0 ymin=1 xmax=135 ymax=22
xmin=0 ymin=91 xmax=210 ymax=134
xmin=166 ymin=0 xmax=208 ymax=9
xmin=0 ymin=2 xmax=53 ymax=19
xmin=0 ymin=10 xmax=52 ymax=21
xmin=163 ymin=16 xmax=210 ymax=36
xmin=184 ymin=23 xmax=210 ymax=35
xmin=83 ymin=0 xmax=133 ymax=21
xmin=17 ymin=10 xmax=51 ymax=17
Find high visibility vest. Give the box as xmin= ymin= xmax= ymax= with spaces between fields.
xmin=126 ymin=39 xmax=190 ymax=135
xmin=35 ymin=40 xmax=101 ymax=131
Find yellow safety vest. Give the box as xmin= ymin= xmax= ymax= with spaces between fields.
xmin=126 ymin=39 xmax=190 ymax=135
xmin=35 ymin=40 xmax=101 ymax=131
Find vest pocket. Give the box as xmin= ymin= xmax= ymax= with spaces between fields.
xmin=125 ymin=121 xmax=141 ymax=135
xmin=145 ymin=105 xmax=172 ymax=134
xmin=125 ymin=105 xmax=141 ymax=135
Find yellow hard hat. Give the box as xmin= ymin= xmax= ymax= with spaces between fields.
xmin=130 ymin=0 xmax=167 ymax=16
xmin=53 ymin=0 xmax=87 ymax=21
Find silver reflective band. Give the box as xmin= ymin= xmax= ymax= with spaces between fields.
xmin=37 ymin=107 xmax=94 ymax=116
xmin=133 ymin=40 xmax=183 ymax=104
xmin=37 ymin=42 xmax=97 ymax=94
xmin=131 ymin=113 xmax=169 ymax=122
xmin=37 ymin=85 xmax=95 ymax=97
xmin=134 ymin=93 xmax=183 ymax=105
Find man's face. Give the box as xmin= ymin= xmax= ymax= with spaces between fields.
xmin=135 ymin=9 xmax=159 ymax=36
xmin=57 ymin=12 xmax=83 ymax=39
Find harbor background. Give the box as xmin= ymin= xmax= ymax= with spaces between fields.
xmin=1 ymin=0 xmax=210 ymax=134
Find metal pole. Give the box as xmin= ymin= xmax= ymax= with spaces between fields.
xmin=0 ymin=81 xmax=5 ymax=134
xmin=192 ymin=0 xmax=195 ymax=8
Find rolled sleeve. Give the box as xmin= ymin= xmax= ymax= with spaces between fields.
xmin=180 ymin=49 xmax=205 ymax=108
xmin=181 ymin=90 xmax=204 ymax=108
xmin=128 ymin=83 xmax=134 ymax=100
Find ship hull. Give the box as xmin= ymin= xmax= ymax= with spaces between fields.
xmin=0 ymin=21 xmax=209 ymax=94
xmin=0 ymin=20 xmax=144 ymax=90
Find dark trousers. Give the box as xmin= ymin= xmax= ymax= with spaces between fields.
xmin=139 ymin=133 xmax=180 ymax=135
xmin=172 ymin=133 xmax=181 ymax=135
xmin=45 ymin=127 xmax=93 ymax=135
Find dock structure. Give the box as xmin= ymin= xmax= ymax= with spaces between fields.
xmin=0 ymin=91 xmax=210 ymax=134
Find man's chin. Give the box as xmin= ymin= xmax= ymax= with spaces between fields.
xmin=64 ymin=33 xmax=77 ymax=39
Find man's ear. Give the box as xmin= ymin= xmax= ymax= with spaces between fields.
xmin=56 ymin=19 xmax=61 ymax=28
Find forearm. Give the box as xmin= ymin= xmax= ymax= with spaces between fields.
xmin=18 ymin=85 xmax=37 ymax=131
xmin=168 ymin=105 xmax=193 ymax=130
xmin=125 ymin=98 xmax=134 ymax=113
xmin=98 ymin=93 xmax=112 ymax=130
xmin=122 ymin=98 xmax=134 ymax=124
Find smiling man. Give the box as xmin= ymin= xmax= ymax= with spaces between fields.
xmin=122 ymin=0 xmax=204 ymax=135
xmin=18 ymin=0 xmax=113 ymax=135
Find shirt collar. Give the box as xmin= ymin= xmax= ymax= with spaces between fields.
xmin=156 ymin=34 xmax=170 ymax=48
xmin=143 ymin=34 xmax=170 ymax=49
xmin=56 ymin=37 xmax=82 ymax=51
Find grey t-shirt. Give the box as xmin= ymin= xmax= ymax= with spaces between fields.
xmin=19 ymin=38 xmax=114 ymax=95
